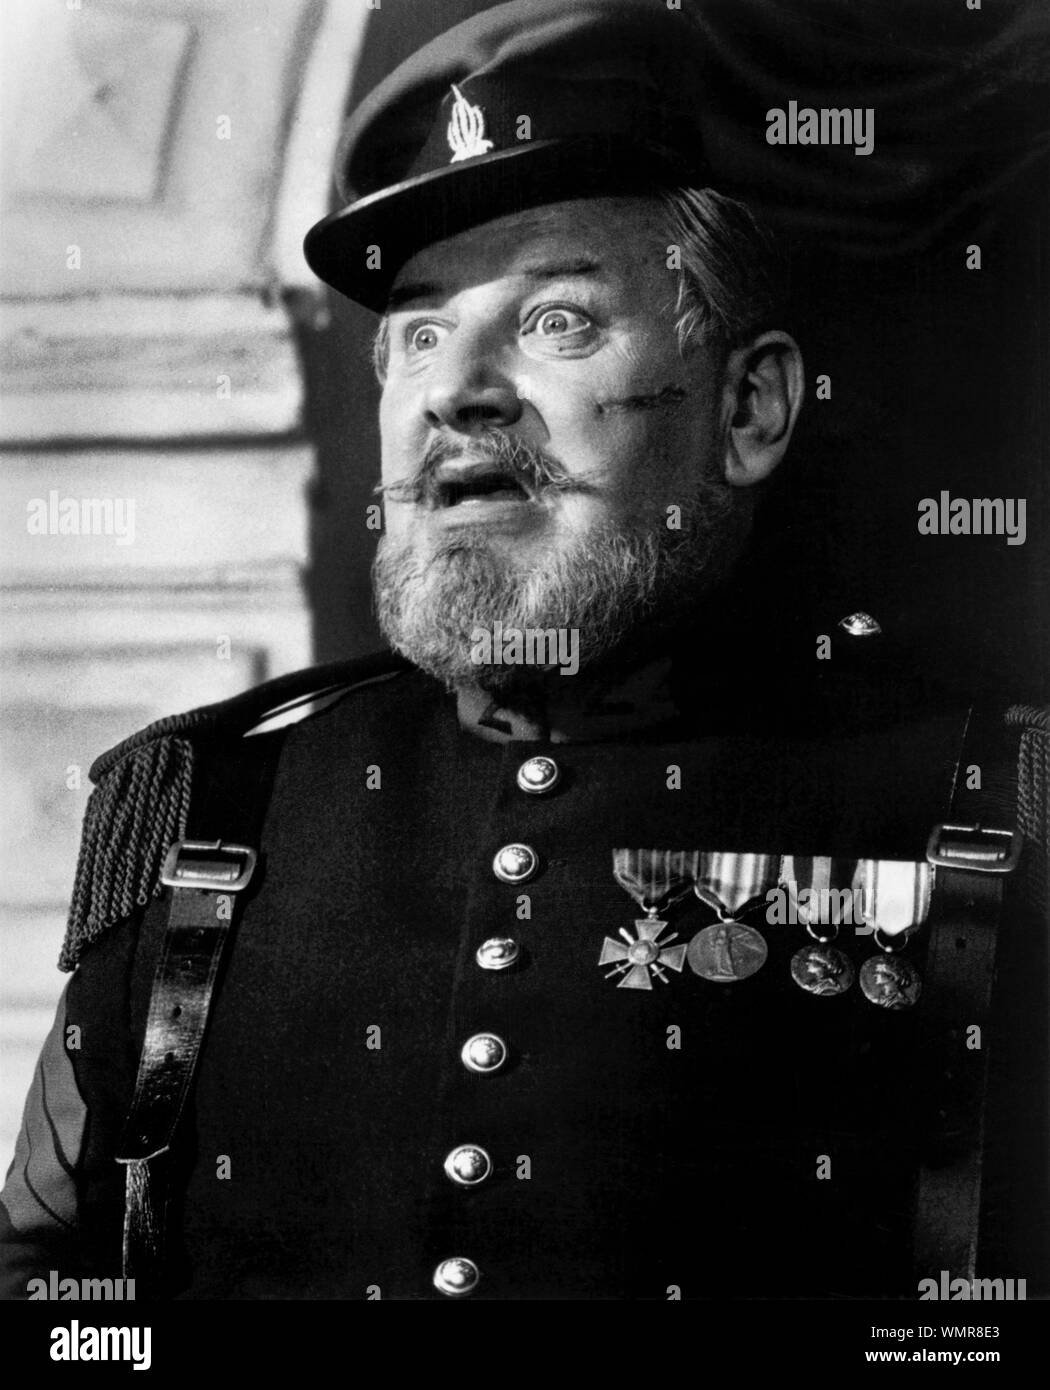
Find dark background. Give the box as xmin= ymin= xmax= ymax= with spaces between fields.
xmin=298 ymin=0 xmax=1049 ymax=702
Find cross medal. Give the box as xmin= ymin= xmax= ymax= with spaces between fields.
xmin=599 ymin=908 xmax=688 ymax=990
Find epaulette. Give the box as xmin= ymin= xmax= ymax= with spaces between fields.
xmin=60 ymin=651 xmax=410 ymax=971
xmin=1006 ymin=703 xmax=1050 ymax=888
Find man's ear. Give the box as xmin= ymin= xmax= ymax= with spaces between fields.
xmin=719 ymin=331 xmax=804 ymax=487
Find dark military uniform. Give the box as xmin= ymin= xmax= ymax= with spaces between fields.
xmin=1 ymin=610 xmax=1046 ymax=1300
xmin=3 ymin=0 xmax=1047 ymax=1302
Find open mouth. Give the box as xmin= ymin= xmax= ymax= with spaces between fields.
xmin=435 ymin=470 xmax=532 ymax=507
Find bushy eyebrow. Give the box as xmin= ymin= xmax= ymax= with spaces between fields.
xmin=386 ymin=281 xmax=439 ymax=312
xmin=385 ymin=258 xmax=605 ymax=312
xmin=517 ymin=257 xmax=604 ymax=282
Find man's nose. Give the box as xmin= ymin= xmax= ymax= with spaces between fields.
xmin=422 ymin=336 xmax=523 ymax=432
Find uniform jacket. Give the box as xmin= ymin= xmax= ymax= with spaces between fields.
xmin=1 ymin=625 xmax=1047 ymax=1301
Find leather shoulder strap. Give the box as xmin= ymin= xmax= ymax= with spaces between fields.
xmin=913 ymin=705 xmax=1025 ymax=1287
xmin=114 ymin=727 xmax=287 ymax=1296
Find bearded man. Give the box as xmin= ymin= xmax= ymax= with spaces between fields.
xmin=370 ymin=187 xmax=790 ymax=704
xmin=1 ymin=0 xmax=1046 ymax=1303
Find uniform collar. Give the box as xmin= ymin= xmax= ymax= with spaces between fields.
xmin=449 ymin=580 xmax=870 ymax=744
xmin=455 ymin=654 xmax=681 ymax=744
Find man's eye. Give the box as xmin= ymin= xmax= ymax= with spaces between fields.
xmin=407 ymin=323 xmax=445 ymax=353
xmin=526 ymin=307 xmax=591 ymax=339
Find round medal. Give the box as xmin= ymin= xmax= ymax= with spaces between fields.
xmin=859 ymin=953 xmax=922 ymax=1010
xmin=687 ymin=921 xmax=768 ymax=982
xmin=790 ymin=944 xmax=855 ymax=998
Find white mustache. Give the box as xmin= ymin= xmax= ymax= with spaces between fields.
xmin=374 ymin=431 xmax=592 ymax=505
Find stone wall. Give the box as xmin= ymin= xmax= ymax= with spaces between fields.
xmin=0 ymin=0 xmax=369 ymax=1167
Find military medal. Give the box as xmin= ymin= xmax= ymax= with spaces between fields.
xmin=602 ymin=851 xmax=697 ymax=990
xmin=781 ymin=856 xmax=856 ymax=998
xmin=686 ymin=853 xmax=776 ymax=982
xmin=599 ymin=910 xmax=688 ymax=990
xmin=855 ymin=859 xmax=931 ymax=1010
xmin=790 ymin=935 xmax=855 ymax=998
xmin=688 ymin=919 xmax=767 ymax=982
xmin=860 ymin=931 xmax=922 ymax=1009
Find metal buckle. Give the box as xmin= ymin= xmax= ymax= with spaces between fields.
xmin=160 ymin=839 xmax=257 ymax=892
xmin=925 ymin=823 xmax=1021 ymax=875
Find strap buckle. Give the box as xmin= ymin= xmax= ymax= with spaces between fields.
xmin=925 ymin=823 xmax=1021 ymax=875
xmin=160 ymin=839 xmax=257 ymax=892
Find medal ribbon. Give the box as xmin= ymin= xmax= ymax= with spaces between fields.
xmin=613 ymin=850 xmax=780 ymax=915
xmin=853 ymin=859 xmax=935 ymax=937
xmin=780 ymin=855 xmax=933 ymax=936
xmin=695 ymin=852 xmax=780 ymax=915
xmin=613 ymin=849 xmax=698 ymax=911
xmin=780 ymin=856 xmax=860 ymax=928
xmin=614 ymin=850 xmax=935 ymax=936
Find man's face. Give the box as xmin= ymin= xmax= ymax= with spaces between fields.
xmin=373 ymin=196 xmax=747 ymax=690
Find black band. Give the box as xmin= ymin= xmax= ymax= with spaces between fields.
xmin=115 ymin=731 xmax=285 ymax=1292
xmin=913 ymin=707 xmax=1022 ymax=1284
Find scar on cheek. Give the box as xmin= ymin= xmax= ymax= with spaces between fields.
xmin=596 ymin=385 xmax=689 ymax=414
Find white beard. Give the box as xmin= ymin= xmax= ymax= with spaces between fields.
xmin=373 ymin=486 xmax=746 ymax=694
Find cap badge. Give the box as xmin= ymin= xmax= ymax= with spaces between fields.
xmin=447 ymin=83 xmax=494 ymax=163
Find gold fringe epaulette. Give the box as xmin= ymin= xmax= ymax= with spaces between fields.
xmin=1006 ymin=704 xmax=1050 ymax=868
xmin=58 ymin=651 xmax=410 ymax=971
xmin=61 ymin=728 xmax=198 ymax=970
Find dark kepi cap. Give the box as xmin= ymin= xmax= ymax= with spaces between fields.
xmin=303 ymin=0 xmax=712 ymax=311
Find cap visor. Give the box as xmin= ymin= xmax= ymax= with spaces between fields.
xmin=303 ymin=136 xmax=696 ymax=311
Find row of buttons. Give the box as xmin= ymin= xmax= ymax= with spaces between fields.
xmin=493 ymin=757 xmax=560 ymax=884
xmin=433 ymin=758 xmax=561 ymax=1296
xmin=435 ymin=1037 xmax=503 ymax=1294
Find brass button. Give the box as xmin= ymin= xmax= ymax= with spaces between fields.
xmin=443 ymin=1144 xmax=493 ymax=1186
xmin=516 ymin=755 xmax=560 ymax=795
xmin=492 ymin=842 xmax=538 ymax=883
xmin=461 ymin=1032 xmax=508 ymax=1074
xmin=838 ymin=611 xmax=882 ymax=637
xmin=433 ymin=1257 xmax=480 ymax=1297
xmin=476 ymin=937 xmax=520 ymax=971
